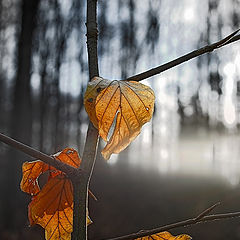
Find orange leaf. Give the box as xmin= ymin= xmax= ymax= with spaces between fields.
xmin=54 ymin=148 xmax=81 ymax=168
xmin=84 ymin=77 xmax=155 ymax=159
xmin=20 ymin=148 xmax=91 ymax=240
xmin=21 ymin=160 xmax=51 ymax=195
xmin=29 ymin=175 xmax=91 ymax=240
xmin=135 ymin=231 xmax=192 ymax=240
xmin=20 ymin=148 xmax=81 ymax=194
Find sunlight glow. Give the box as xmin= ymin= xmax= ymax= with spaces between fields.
xmin=223 ymin=62 xmax=235 ymax=78
xmin=235 ymin=53 xmax=240 ymax=76
xmin=222 ymin=62 xmax=237 ymax=127
xmin=31 ymin=73 xmax=40 ymax=91
xmin=160 ymin=149 xmax=169 ymax=159
xmin=142 ymin=124 xmax=152 ymax=145
xmin=184 ymin=8 xmax=195 ymax=22
xmin=160 ymin=110 xmax=167 ymax=120
xmin=223 ymin=98 xmax=236 ymax=126
xmin=108 ymin=154 xmax=119 ymax=165
xmin=160 ymin=126 xmax=167 ymax=136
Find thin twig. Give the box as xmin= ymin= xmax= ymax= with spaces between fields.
xmin=0 ymin=132 xmax=79 ymax=178
xmin=194 ymin=202 xmax=220 ymax=221
xmin=125 ymin=29 xmax=240 ymax=82
xmin=71 ymin=0 xmax=100 ymax=239
xmin=106 ymin=204 xmax=240 ymax=240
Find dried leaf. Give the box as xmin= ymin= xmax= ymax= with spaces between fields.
xmin=20 ymin=148 xmax=91 ymax=240
xmin=20 ymin=148 xmax=81 ymax=195
xmin=135 ymin=231 xmax=192 ymax=240
xmin=54 ymin=148 xmax=81 ymax=168
xmin=29 ymin=175 xmax=91 ymax=240
xmin=84 ymin=77 xmax=155 ymax=159
xmin=21 ymin=160 xmax=51 ymax=195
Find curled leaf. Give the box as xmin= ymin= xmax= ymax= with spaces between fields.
xmin=21 ymin=160 xmax=51 ymax=195
xmin=84 ymin=77 xmax=155 ymax=159
xmin=54 ymin=148 xmax=81 ymax=168
xmin=20 ymin=148 xmax=81 ymax=195
xmin=135 ymin=231 xmax=192 ymax=240
xmin=20 ymin=148 xmax=91 ymax=240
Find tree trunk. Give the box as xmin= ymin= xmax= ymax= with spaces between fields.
xmin=3 ymin=0 xmax=40 ymax=230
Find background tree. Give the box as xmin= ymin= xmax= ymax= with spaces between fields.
xmin=0 ymin=0 xmax=240 ymax=239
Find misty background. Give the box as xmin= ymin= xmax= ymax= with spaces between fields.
xmin=0 ymin=0 xmax=240 ymax=239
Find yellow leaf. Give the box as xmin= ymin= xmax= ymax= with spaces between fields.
xmin=135 ymin=231 xmax=192 ymax=240
xmin=84 ymin=77 xmax=155 ymax=159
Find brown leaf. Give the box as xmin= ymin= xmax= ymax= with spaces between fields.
xmin=135 ymin=231 xmax=192 ymax=240
xmin=84 ymin=77 xmax=155 ymax=159
xmin=20 ymin=148 xmax=91 ymax=240
xmin=28 ymin=175 xmax=91 ymax=240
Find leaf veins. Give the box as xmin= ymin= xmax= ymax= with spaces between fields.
xmin=20 ymin=148 xmax=91 ymax=240
xmin=84 ymin=77 xmax=155 ymax=159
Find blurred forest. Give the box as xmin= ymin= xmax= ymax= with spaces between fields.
xmin=0 ymin=0 xmax=240 ymax=239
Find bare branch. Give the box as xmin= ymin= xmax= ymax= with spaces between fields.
xmin=125 ymin=29 xmax=240 ymax=82
xmin=0 ymin=132 xmax=79 ymax=178
xmin=71 ymin=0 xmax=100 ymax=239
xmin=194 ymin=202 xmax=220 ymax=221
xmin=106 ymin=204 xmax=240 ymax=240
xmin=71 ymin=122 xmax=99 ymax=240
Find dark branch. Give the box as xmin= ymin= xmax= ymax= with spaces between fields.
xmin=86 ymin=0 xmax=99 ymax=79
xmin=71 ymin=0 xmax=100 ymax=239
xmin=194 ymin=202 xmax=220 ymax=221
xmin=106 ymin=203 xmax=240 ymax=240
xmin=0 ymin=132 xmax=79 ymax=178
xmin=125 ymin=29 xmax=240 ymax=82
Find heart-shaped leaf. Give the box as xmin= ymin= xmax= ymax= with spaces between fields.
xmin=84 ymin=77 xmax=155 ymax=159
